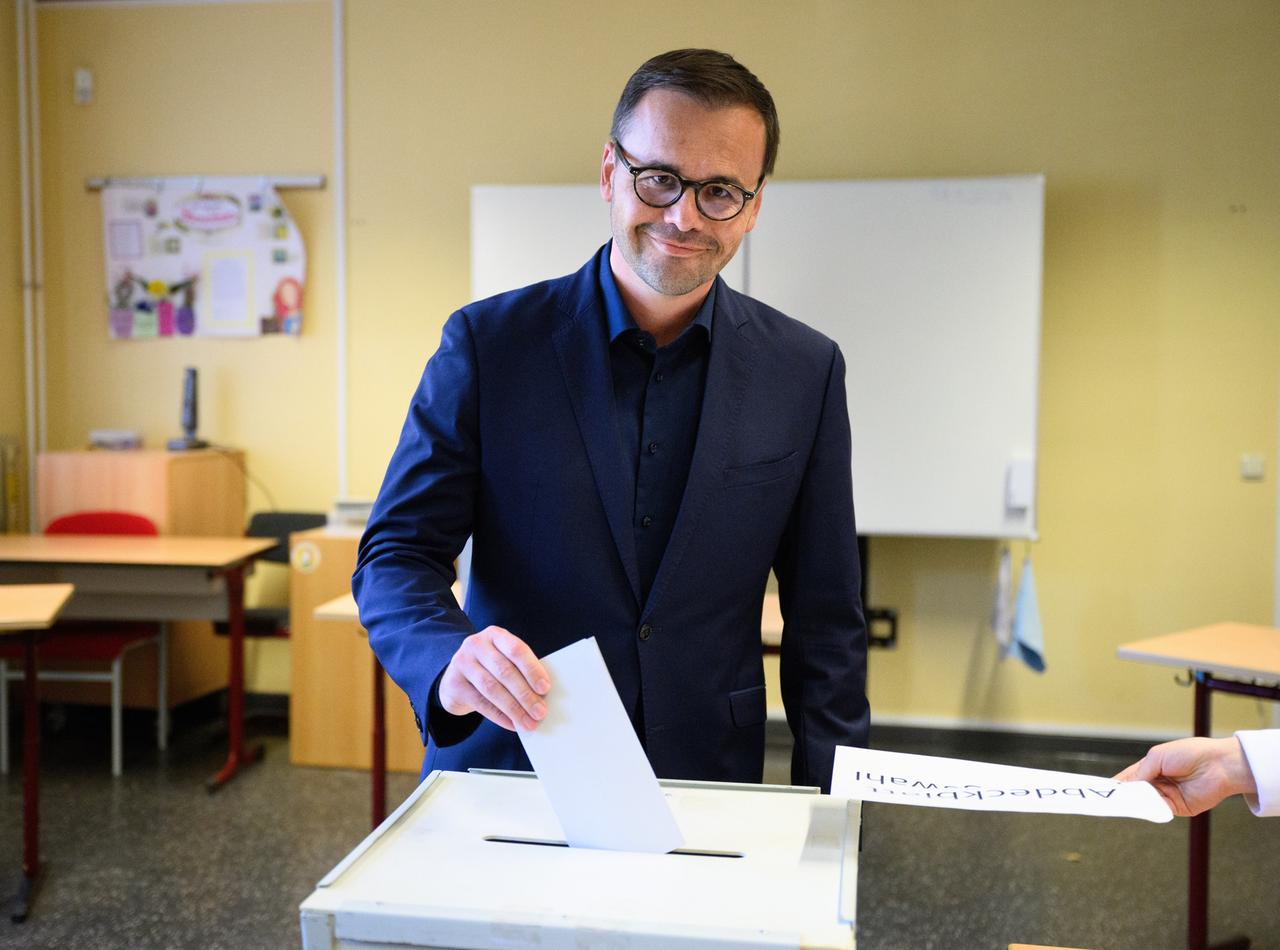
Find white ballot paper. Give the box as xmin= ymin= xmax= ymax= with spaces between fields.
xmin=831 ymin=746 xmax=1172 ymax=823
xmin=517 ymin=637 xmax=685 ymax=852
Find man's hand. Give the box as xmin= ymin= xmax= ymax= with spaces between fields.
xmin=1114 ymin=736 xmax=1257 ymax=817
xmin=438 ymin=626 xmax=551 ymax=731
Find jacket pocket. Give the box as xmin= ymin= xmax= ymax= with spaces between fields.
xmin=729 ymin=684 xmax=767 ymax=727
xmin=723 ymin=451 xmax=798 ymax=488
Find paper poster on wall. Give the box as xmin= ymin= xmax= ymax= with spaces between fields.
xmin=101 ymin=176 xmax=306 ymax=338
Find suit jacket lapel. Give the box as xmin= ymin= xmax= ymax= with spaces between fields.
xmin=551 ymin=258 xmax=642 ymax=607
xmin=642 ymin=280 xmax=757 ymax=618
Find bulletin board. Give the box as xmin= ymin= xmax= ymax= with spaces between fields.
xmin=101 ymin=176 xmax=306 ymax=339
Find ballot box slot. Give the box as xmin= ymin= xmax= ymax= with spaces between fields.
xmin=482 ymin=835 xmax=743 ymax=858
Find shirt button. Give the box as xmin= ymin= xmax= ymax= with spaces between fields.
xmin=654 ymin=372 xmax=664 ymax=382
xmin=641 ymin=515 xmax=653 ymax=528
xmin=648 ymin=441 xmax=659 ymax=455
xmin=638 ymin=624 xmax=652 ymax=641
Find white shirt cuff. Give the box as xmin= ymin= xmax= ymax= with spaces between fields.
xmin=1235 ymin=729 xmax=1280 ymax=817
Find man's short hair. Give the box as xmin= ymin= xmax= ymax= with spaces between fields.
xmin=611 ymin=48 xmax=780 ymax=182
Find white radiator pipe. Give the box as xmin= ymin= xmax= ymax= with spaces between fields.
xmin=332 ymin=0 xmax=349 ymax=500
xmin=27 ymin=0 xmax=47 ymax=461
xmin=15 ymin=0 xmax=37 ymax=530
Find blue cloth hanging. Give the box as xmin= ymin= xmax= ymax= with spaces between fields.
xmin=1009 ymin=557 xmax=1046 ymax=672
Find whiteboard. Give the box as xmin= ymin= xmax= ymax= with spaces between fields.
xmin=749 ymin=178 xmax=1043 ymax=538
xmin=471 ymin=176 xmax=1042 ymax=539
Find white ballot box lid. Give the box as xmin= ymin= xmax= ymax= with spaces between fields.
xmin=300 ymin=770 xmax=859 ymax=950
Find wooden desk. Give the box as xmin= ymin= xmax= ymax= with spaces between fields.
xmin=290 ymin=527 xmax=426 ymax=774
xmin=762 ymin=592 xmax=783 ymax=652
xmin=1118 ymin=623 xmax=1280 ymax=950
xmin=0 ymin=535 xmax=274 ymax=791
xmin=314 ymin=592 xmax=387 ymax=829
xmin=0 ymin=583 xmax=74 ymax=922
xmin=315 ymin=588 xmax=459 ymax=830
xmin=0 ymin=585 xmax=74 ymax=631
xmin=313 ymin=592 xmax=358 ymax=623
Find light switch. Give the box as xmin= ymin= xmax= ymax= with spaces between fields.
xmin=1240 ymin=454 xmax=1265 ymax=481
xmin=74 ymin=67 xmax=93 ymax=105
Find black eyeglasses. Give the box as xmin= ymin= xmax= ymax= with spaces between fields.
xmin=611 ymin=140 xmax=758 ymax=222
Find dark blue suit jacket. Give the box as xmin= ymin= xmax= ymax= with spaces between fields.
xmin=353 ymin=244 xmax=869 ymax=791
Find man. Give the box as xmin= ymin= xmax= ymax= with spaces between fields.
xmin=1115 ymin=729 xmax=1280 ymax=817
xmin=354 ymin=48 xmax=868 ymax=792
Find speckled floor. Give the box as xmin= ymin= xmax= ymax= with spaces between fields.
xmin=1 ymin=705 xmax=1277 ymax=949
xmin=853 ymin=734 xmax=1280 ymax=950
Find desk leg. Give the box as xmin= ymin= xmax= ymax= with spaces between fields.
xmin=372 ymin=655 xmax=387 ymax=829
xmin=1188 ymin=676 xmax=1210 ymax=950
xmin=1187 ymin=678 xmax=1252 ymax=950
xmin=11 ymin=632 xmax=41 ymax=923
xmin=207 ymin=565 xmax=265 ymax=792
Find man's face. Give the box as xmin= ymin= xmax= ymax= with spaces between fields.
xmin=601 ymin=88 xmax=767 ymax=299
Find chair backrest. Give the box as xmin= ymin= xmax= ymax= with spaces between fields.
xmin=45 ymin=510 xmax=159 ymax=536
xmin=245 ymin=511 xmax=328 ymax=564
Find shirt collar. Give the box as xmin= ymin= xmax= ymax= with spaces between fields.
xmin=599 ymin=240 xmax=716 ymax=346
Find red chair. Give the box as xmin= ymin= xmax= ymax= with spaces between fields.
xmin=0 ymin=510 xmax=166 ymax=776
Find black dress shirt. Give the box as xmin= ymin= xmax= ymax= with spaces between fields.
xmin=598 ymin=247 xmax=715 ymax=605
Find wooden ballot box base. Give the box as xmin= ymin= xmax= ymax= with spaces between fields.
xmin=300 ymin=770 xmax=860 ymax=950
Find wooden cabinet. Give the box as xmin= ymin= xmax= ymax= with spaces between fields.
xmin=35 ymin=449 xmax=245 ymax=708
xmin=38 ymin=449 xmax=245 ymax=537
xmin=289 ymin=526 xmax=424 ymax=773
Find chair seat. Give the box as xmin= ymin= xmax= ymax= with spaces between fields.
xmin=0 ymin=623 xmax=159 ymax=662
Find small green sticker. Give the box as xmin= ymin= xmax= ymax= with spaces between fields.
xmin=132 ymin=308 xmax=158 ymax=338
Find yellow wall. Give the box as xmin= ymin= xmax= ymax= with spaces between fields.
xmin=24 ymin=1 xmax=1280 ymax=734
xmin=34 ymin=0 xmax=334 ymax=689
xmin=1 ymin=1 xmax=28 ymax=528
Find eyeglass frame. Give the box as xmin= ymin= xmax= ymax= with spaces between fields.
xmin=610 ymin=139 xmax=761 ymax=222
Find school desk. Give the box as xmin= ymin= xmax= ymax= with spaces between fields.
xmin=314 ymin=591 xmax=387 ymax=829
xmin=1118 ymin=623 xmax=1280 ymax=950
xmin=0 ymin=534 xmax=274 ymax=791
xmin=0 ymin=582 xmax=74 ymax=922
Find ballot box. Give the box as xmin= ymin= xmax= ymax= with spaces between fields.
xmin=299 ymin=769 xmax=860 ymax=949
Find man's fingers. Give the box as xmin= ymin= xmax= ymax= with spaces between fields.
xmin=491 ymin=628 xmax=552 ymax=695
xmin=473 ymin=646 xmax=547 ymax=728
xmin=440 ymin=655 xmax=519 ymax=727
xmin=441 ymin=657 xmax=527 ymax=731
xmin=438 ymin=627 xmax=551 ymax=733
xmin=454 ymin=653 xmax=536 ymax=731
xmin=452 ymin=679 xmax=515 ymax=732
